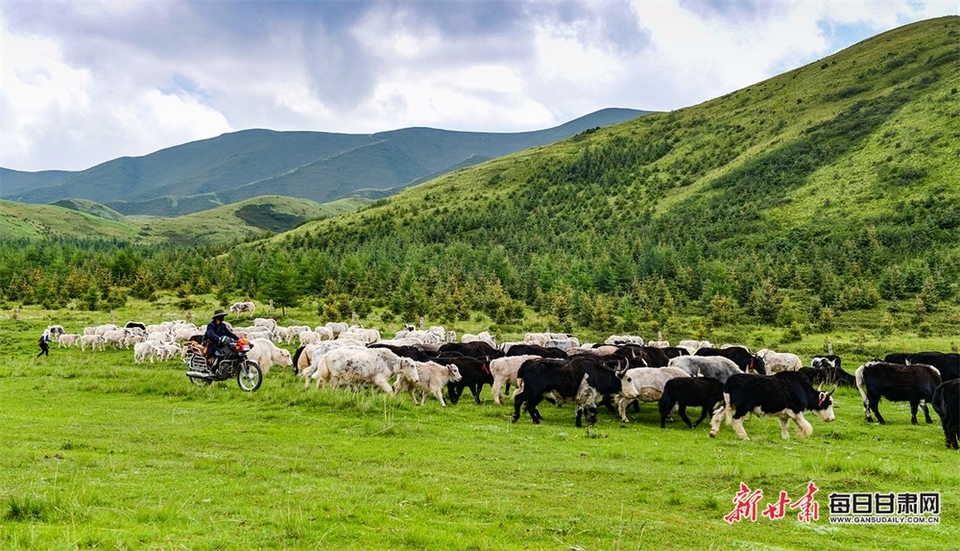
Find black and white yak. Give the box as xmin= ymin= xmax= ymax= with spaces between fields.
xmin=709 ymin=372 xmax=836 ymax=440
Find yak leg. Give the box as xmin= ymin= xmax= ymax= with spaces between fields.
xmin=447 ymin=383 xmax=462 ymax=405
xmin=618 ymin=396 xmax=635 ymax=424
xmin=945 ymin=418 xmax=960 ymax=450
xmin=779 ymin=415 xmax=791 ymax=439
xmin=491 ymin=378 xmax=504 ymax=406
xmin=731 ymin=416 xmax=750 ymax=440
xmin=511 ymin=392 xmax=526 ymax=423
xmin=791 ymin=410 xmax=813 ymax=438
xmin=859 ymin=383 xmax=872 ymax=421
xmin=528 ymin=396 xmax=543 ymax=424
xmin=909 ymin=400 xmax=921 ymax=425
xmin=576 ymin=384 xmax=600 ymax=428
xmin=600 ymin=395 xmax=618 ymax=414
xmin=868 ymin=392 xmax=886 ymax=424
xmin=676 ymin=405 xmax=695 ymax=428
xmin=585 ymin=404 xmax=598 ymax=426
xmin=920 ymin=399 xmax=933 ymax=424
xmin=709 ymin=404 xmax=730 ymax=438
xmin=372 ymin=375 xmax=393 ymax=395
xmin=408 ymin=387 xmax=420 ymax=405
xmin=693 ymin=404 xmax=713 ymax=428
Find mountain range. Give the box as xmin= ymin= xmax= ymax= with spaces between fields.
xmin=250 ymin=15 xmax=959 ymax=325
xmin=0 ymin=108 xmax=646 ymax=217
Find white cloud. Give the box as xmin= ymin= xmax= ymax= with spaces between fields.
xmin=111 ymin=89 xmax=232 ymax=151
xmin=629 ymin=0 xmax=958 ymax=108
xmin=0 ymin=21 xmax=92 ymax=164
xmin=343 ymin=7 xmax=551 ymax=132
xmin=71 ymin=0 xmax=149 ymax=18
xmin=364 ymin=64 xmax=553 ymax=132
xmin=534 ymin=20 xmax=628 ymax=85
xmin=635 ymin=2 xmax=824 ymax=105
xmin=273 ymin=81 xmax=331 ymax=118
xmin=1 ymin=1 xmax=957 ymax=172
xmin=1 ymin=14 xmax=234 ymax=171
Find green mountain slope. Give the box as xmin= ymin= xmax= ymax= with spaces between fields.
xmin=0 ymin=200 xmax=140 ymax=241
xmin=137 ymin=195 xmax=368 ymax=245
xmin=1 ymin=108 xmax=647 ymax=216
xmin=0 ymin=169 xmax=73 ymax=197
xmin=0 ymin=195 xmax=368 ymax=246
xmin=245 ymin=16 xmax=959 ymax=329
xmin=50 ymin=198 xmax=126 ymax=222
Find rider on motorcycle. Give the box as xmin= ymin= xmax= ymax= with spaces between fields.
xmin=204 ymin=309 xmax=240 ymax=367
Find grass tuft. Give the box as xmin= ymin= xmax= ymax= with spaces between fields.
xmin=5 ymin=495 xmax=62 ymax=522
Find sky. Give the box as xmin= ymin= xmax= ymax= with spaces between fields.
xmin=1 ymin=1 xmax=957 ymax=173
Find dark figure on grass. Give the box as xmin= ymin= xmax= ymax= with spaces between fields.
xmin=204 ymin=309 xmax=239 ymax=364
xmin=37 ymin=331 xmax=51 ymax=358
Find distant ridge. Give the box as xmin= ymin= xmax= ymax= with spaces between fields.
xmin=0 ymin=108 xmax=648 ymax=217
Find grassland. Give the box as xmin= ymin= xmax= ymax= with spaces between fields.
xmin=2 ymin=302 xmax=957 ymax=550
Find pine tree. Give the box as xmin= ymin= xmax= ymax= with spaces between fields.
xmin=261 ymin=251 xmax=301 ymax=317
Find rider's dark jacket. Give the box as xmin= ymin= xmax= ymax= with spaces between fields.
xmin=204 ymin=319 xmax=239 ymax=357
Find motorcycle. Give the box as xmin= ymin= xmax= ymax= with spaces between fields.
xmin=184 ymin=337 xmax=263 ymax=392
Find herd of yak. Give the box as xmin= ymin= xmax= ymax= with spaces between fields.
xmin=39 ymin=318 xmax=960 ymax=449
xmin=340 ymin=338 xmax=959 ymax=449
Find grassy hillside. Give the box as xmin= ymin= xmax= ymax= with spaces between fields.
xmin=239 ymin=16 xmax=959 ymax=337
xmin=137 ymin=195 xmax=369 ymax=245
xmin=0 ymin=196 xmax=368 ymax=246
xmin=2 ymin=109 xmax=647 ymax=216
xmin=49 ymin=198 xmax=126 ymax=222
xmin=0 ymin=199 xmax=140 ymax=241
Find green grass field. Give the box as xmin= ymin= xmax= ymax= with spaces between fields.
xmin=1 ymin=307 xmax=957 ymax=550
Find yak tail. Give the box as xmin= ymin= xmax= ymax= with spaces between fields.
xmin=854 ymin=365 xmax=868 ymax=406
xmin=512 ymin=378 xmax=525 ymax=398
xmin=303 ymin=354 xmax=330 ymax=390
xmin=658 ymin=390 xmax=676 ymax=421
xmin=721 ymin=392 xmax=734 ymax=426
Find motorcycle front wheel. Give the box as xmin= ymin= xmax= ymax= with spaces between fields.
xmin=237 ymin=360 xmax=263 ymax=392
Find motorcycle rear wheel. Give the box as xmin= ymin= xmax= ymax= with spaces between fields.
xmin=189 ymin=376 xmax=212 ymax=387
xmin=237 ymin=360 xmax=263 ymax=392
